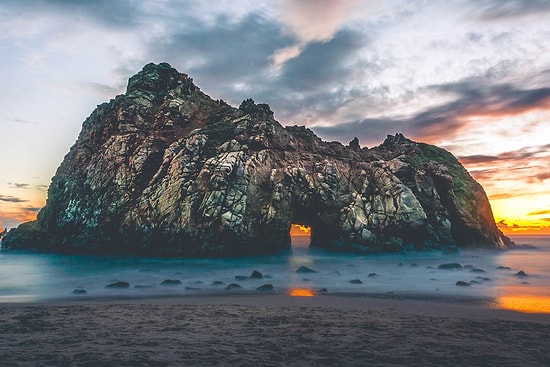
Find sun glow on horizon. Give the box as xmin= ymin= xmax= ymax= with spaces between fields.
xmin=490 ymin=195 xmax=550 ymax=235
xmin=0 ymin=206 xmax=41 ymax=231
xmin=290 ymin=224 xmax=311 ymax=237
xmin=0 ymin=186 xmax=46 ymax=230
xmin=455 ymin=134 xmax=550 ymax=236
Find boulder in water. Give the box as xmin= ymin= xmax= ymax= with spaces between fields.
xmin=296 ymin=266 xmax=317 ymax=274
xmin=160 ymin=279 xmax=182 ymax=286
xmin=250 ymin=270 xmax=263 ymax=279
xmin=470 ymin=268 xmax=486 ymax=273
xmin=455 ymin=281 xmax=470 ymax=286
xmin=496 ymin=266 xmax=511 ymax=270
xmin=514 ymin=270 xmax=528 ymax=278
xmin=256 ymin=284 xmax=273 ymax=291
xmin=438 ymin=263 xmax=463 ymax=270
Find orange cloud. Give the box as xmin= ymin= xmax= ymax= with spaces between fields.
xmin=496 ymin=219 xmax=550 ymax=235
xmin=0 ymin=208 xmax=39 ymax=230
xmin=410 ymin=83 xmax=550 ymax=144
xmin=458 ymin=143 xmax=550 ymax=227
xmin=272 ymin=0 xmax=359 ymax=66
xmin=529 ymin=210 xmax=550 ymax=216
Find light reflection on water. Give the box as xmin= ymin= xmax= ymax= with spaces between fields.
xmin=496 ymin=295 xmax=550 ymax=314
xmin=492 ymin=235 xmax=550 ymax=313
xmin=0 ymin=236 xmax=549 ymax=313
xmin=289 ymin=288 xmax=315 ymax=297
xmin=0 ymin=295 xmax=39 ymax=302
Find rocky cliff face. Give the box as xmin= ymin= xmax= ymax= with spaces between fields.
xmin=3 ymin=63 xmax=511 ymax=256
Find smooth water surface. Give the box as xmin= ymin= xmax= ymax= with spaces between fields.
xmin=0 ymin=236 xmax=549 ymax=312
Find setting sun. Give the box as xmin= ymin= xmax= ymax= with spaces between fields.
xmin=290 ymin=224 xmax=311 ymax=237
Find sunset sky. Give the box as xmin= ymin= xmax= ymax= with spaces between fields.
xmin=1 ymin=0 xmax=549 ymax=235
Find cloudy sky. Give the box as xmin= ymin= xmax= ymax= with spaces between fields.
xmin=1 ymin=0 xmax=549 ymax=234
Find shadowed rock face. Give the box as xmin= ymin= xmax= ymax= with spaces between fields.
xmin=3 ymin=63 xmax=511 ymax=256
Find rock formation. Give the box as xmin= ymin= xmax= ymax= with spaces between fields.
xmin=3 ymin=63 xmax=512 ymax=256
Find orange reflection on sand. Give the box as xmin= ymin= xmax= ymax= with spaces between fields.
xmin=289 ymin=288 xmax=315 ymax=297
xmin=497 ymin=295 xmax=550 ymax=314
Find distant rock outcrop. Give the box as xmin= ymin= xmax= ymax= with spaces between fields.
xmin=3 ymin=63 xmax=512 ymax=256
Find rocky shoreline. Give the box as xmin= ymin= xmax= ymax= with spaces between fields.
xmin=4 ymin=63 xmax=511 ymax=256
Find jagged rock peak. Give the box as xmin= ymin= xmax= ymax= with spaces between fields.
xmin=3 ymin=63 xmax=511 ymax=256
xmin=382 ymin=133 xmax=413 ymax=147
xmin=126 ymin=62 xmax=199 ymax=95
xmin=238 ymin=98 xmax=274 ymax=117
xmin=348 ymin=137 xmax=361 ymax=150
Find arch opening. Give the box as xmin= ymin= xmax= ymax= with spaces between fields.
xmin=290 ymin=223 xmax=311 ymax=248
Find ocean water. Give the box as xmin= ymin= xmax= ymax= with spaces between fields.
xmin=0 ymin=235 xmax=549 ymax=313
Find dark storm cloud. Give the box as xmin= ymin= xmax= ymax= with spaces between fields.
xmin=254 ymin=30 xmax=367 ymax=121
xmin=150 ymin=14 xmax=291 ymax=95
xmin=149 ymin=17 xmax=366 ymax=123
xmin=1 ymin=0 xmax=143 ymax=29
xmin=475 ymin=0 xmax=550 ymax=20
xmin=3 ymin=0 xmax=370 ymax=131
xmin=419 ymin=82 xmax=550 ymax=129
xmin=462 ymin=144 xmax=550 ymax=163
xmin=278 ymin=31 xmax=365 ymax=91
xmin=0 ymin=195 xmax=28 ymax=203
xmin=507 ymin=87 xmax=550 ymax=109
xmin=313 ymin=80 xmax=550 ymax=146
xmin=275 ymin=88 xmax=348 ymax=120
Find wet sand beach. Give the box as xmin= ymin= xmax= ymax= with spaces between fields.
xmin=1 ymin=293 xmax=549 ymax=366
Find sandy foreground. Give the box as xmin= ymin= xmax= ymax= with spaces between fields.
xmin=1 ymin=293 xmax=549 ymax=367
